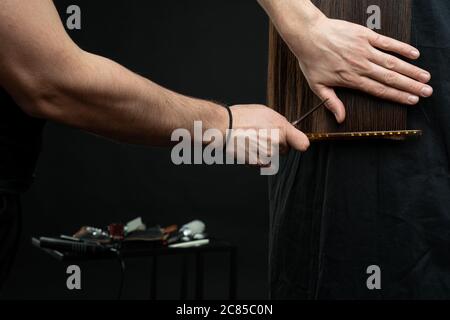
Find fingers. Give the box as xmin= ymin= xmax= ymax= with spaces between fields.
xmin=370 ymin=49 xmax=431 ymax=83
xmin=285 ymin=123 xmax=310 ymax=152
xmin=316 ymin=86 xmax=346 ymax=123
xmin=357 ymin=76 xmax=422 ymax=105
xmin=367 ymin=62 xmax=433 ymax=100
xmin=368 ymin=31 xmax=420 ymax=60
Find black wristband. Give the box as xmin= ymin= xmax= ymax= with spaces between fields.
xmin=224 ymin=105 xmax=233 ymax=147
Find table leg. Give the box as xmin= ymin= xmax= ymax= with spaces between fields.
xmin=150 ymin=256 xmax=158 ymax=300
xmin=195 ymin=252 xmax=204 ymax=300
xmin=229 ymin=247 xmax=237 ymax=300
xmin=180 ymin=254 xmax=188 ymax=300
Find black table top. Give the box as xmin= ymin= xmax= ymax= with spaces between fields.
xmin=32 ymin=237 xmax=236 ymax=262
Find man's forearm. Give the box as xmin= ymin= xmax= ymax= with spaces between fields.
xmin=0 ymin=0 xmax=228 ymax=147
xmin=0 ymin=0 xmax=310 ymax=154
xmin=22 ymin=51 xmax=228 ymax=147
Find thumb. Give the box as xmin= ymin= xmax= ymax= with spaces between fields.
xmin=286 ymin=123 xmax=310 ymax=152
xmin=315 ymin=85 xmax=346 ymax=123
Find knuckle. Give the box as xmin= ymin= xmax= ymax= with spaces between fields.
xmin=383 ymin=72 xmax=397 ymax=85
xmin=358 ymin=44 xmax=372 ymax=56
xmin=379 ymin=38 xmax=391 ymax=50
xmin=351 ymin=57 xmax=370 ymax=72
xmin=337 ymin=70 xmax=356 ymax=84
xmin=384 ymin=56 xmax=397 ymax=69
xmin=343 ymin=51 xmax=370 ymax=72
xmin=409 ymin=82 xmax=423 ymax=94
xmin=359 ymin=29 xmax=370 ymax=41
xmin=364 ymin=64 xmax=377 ymax=79
xmin=371 ymin=32 xmax=381 ymax=44
xmin=373 ymin=85 xmax=388 ymax=98
xmin=359 ymin=61 xmax=372 ymax=73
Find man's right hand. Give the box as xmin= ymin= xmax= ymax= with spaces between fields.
xmin=229 ymin=104 xmax=310 ymax=159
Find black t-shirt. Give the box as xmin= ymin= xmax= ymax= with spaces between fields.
xmin=0 ymin=2 xmax=68 ymax=194
xmin=269 ymin=0 xmax=450 ymax=299
xmin=0 ymin=89 xmax=45 ymax=193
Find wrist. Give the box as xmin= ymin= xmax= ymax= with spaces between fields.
xmin=202 ymin=102 xmax=230 ymax=145
xmin=260 ymin=0 xmax=325 ymax=47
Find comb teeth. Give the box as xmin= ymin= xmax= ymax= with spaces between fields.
xmin=307 ymin=130 xmax=422 ymax=141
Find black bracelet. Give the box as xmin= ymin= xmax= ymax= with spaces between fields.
xmin=224 ymin=105 xmax=233 ymax=148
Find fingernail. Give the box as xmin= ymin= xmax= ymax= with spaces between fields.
xmin=408 ymin=95 xmax=419 ymax=104
xmin=421 ymin=86 xmax=433 ymax=97
xmin=420 ymin=72 xmax=431 ymax=82
xmin=411 ymin=50 xmax=420 ymax=58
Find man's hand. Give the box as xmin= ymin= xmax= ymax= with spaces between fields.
xmin=227 ymin=105 xmax=309 ymax=165
xmin=259 ymin=0 xmax=433 ymax=123
xmin=290 ymin=16 xmax=433 ymax=123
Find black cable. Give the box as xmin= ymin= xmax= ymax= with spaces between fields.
xmin=111 ymin=248 xmax=125 ymax=300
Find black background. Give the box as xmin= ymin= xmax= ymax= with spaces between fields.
xmin=2 ymin=0 xmax=271 ymax=299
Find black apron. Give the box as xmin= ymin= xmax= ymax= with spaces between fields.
xmin=269 ymin=0 xmax=450 ymax=299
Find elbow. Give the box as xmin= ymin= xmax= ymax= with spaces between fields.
xmin=15 ymin=79 xmax=67 ymax=120
xmin=20 ymin=92 xmax=54 ymax=119
xmin=8 ymin=53 xmax=86 ymax=120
